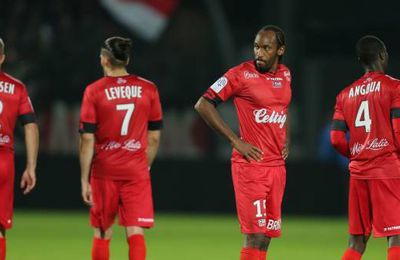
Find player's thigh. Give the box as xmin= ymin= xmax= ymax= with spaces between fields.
xmin=231 ymin=163 xmax=272 ymax=233
xmin=119 ymin=178 xmax=154 ymax=228
xmin=0 ymin=151 xmax=14 ymax=230
xmin=90 ymin=178 xmax=120 ymax=230
xmin=265 ymin=166 xmax=286 ymax=237
xmin=348 ymin=177 xmax=372 ymax=236
xmin=369 ymin=179 xmax=400 ymax=237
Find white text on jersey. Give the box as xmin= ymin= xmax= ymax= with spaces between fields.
xmin=0 ymin=81 xmax=15 ymax=94
xmin=348 ymin=81 xmax=381 ymax=98
xmin=105 ymin=86 xmax=142 ymax=100
xmin=253 ymin=108 xmax=287 ymax=128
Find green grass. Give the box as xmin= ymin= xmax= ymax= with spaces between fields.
xmin=7 ymin=211 xmax=388 ymax=259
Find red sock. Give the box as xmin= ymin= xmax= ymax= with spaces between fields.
xmin=0 ymin=237 xmax=5 ymax=260
xmin=128 ymin=234 xmax=146 ymax=260
xmin=92 ymin=238 xmax=110 ymax=260
xmin=342 ymin=248 xmax=362 ymax=260
xmin=240 ymin=248 xmax=260 ymax=260
xmin=388 ymin=246 xmax=400 ymax=260
xmin=259 ymin=250 xmax=267 ymax=260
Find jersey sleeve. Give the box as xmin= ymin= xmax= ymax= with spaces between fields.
xmin=202 ymin=68 xmax=240 ymax=106
xmin=331 ymin=93 xmax=348 ymax=131
xmin=148 ymin=86 xmax=163 ymax=130
xmin=18 ymin=84 xmax=36 ymax=125
xmin=79 ymin=87 xmax=97 ymax=133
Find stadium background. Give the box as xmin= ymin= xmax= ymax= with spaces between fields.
xmin=1 ymin=0 xmax=400 ymax=259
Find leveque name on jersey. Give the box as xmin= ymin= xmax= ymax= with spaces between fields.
xmin=254 ymin=108 xmax=287 ymax=128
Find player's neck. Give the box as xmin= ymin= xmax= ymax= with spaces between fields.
xmin=365 ymin=64 xmax=385 ymax=74
xmin=105 ymin=68 xmax=129 ymax=77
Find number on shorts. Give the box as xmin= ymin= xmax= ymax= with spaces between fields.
xmin=116 ymin=103 xmax=135 ymax=136
xmin=253 ymin=199 xmax=266 ymax=218
xmin=355 ymin=100 xmax=372 ymax=133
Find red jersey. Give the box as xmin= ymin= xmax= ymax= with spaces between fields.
xmin=79 ymin=75 xmax=163 ymax=180
xmin=332 ymin=72 xmax=400 ymax=179
xmin=203 ymin=61 xmax=292 ymax=166
xmin=0 ymin=72 xmax=35 ymax=153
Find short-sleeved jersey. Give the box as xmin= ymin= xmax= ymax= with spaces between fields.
xmin=79 ymin=75 xmax=163 ymax=180
xmin=203 ymin=61 xmax=292 ymax=166
xmin=0 ymin=72 xmax=36 ymax=152
xmin=332 ymin=72 xmax=400 ymax=179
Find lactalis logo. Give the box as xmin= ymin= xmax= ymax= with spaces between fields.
xmin=253 ymin=108 xmax=287 ymax=128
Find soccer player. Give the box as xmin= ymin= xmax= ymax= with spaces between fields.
xmin=79 ymin=37 xmax=162 ymax=260
xmin=0 ymin=38 xmax=39 ymax=259
xmin=331 ymin=35 xmax=400 ymax=260
xmin=195 ymin=25 xmax=291 ymax=260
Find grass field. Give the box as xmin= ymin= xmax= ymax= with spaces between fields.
xmin=6 ymin=211 xmax=388 ymax=260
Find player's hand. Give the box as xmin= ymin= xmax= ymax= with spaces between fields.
xmin=81 ymin=180 xmax=93 ymax=206
xmin=282 ymin=144 xmax=289 ymax=160
xmin=20 ymin=167 xmax=36 ymax=195
xmin=232 ymin=139 xmax=263 ymax=162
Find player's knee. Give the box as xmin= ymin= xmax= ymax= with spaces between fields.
xmin=388 ymin=235 xmax=400 ymax=247
xmin=0 ymin=226 xmax=5 ymax=238
xmin=94 ymin=228 xmax=113 ymax=239
xmin=126 ymin=226 xmax=144 ymax=238
xmin=245 ymin=233 xmax=270 ymax=250
xmin=348 ymin=235 xmax=367 ymax=253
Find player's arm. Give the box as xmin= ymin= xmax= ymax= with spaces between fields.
xmin=282 ymin=115 xmax=290 ymax=160
xmin=146 ymin=130 xmax=161 ymax=167
xmin=21 ymin=122 xmax=39 ymax=194
xmin=391 ymin=108 xmax=400 ymax=149
xmin=330 ymin=120 xmax=350 ymax=157
xmin=194 ymin=97 xmax=262 ymax=162
xmin=79 ymin=133 xmax=95 ymax=206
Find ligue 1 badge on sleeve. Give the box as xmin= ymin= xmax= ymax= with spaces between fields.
xmin=211 ymin=76 xmax=228 ymax=93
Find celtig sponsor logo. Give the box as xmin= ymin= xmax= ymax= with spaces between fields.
xmin=244 ymin=71 xmax=259 ymax=79
xmin=351 ymin=138 xmax=389 ymax=155
xmin=0 ymin=134 xmax=10 ymax=144
xmin=266 ymin=219 xmax=281 ymax=231
xmin=253 ymin=109 xmax=286 ymax=128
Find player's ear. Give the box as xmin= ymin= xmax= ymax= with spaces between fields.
xmin=0 ymin=54 xmax=5 ymax=65
xmin=277 ymin=45 xmax=285 ymax=56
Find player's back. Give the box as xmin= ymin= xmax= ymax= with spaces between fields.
xmin=0 ymin=72 xmax=33 ymax=152
xmin=81 ymin=75 xmax=162 ymax=180
xmin=337 ymin=72 xmax=400 ymax=178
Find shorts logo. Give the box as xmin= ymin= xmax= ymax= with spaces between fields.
xmin=0 ymin=100 xmax=3 ymax=114
xmin=384 ymin=225 xmax=400 ymax=232
xmin=210 ymin=77 xmax=228 ymax=93
xmin=0 ymin=134 xmax=10 ymax=145
xmin=258 ymin=219 xmax=266 ymax=227
xmin=138 ymin=218 xmax=154 ymax=223
xmin=266 ymin=219 xmax=281 ymax=231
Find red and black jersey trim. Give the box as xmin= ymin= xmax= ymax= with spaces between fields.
xmin=148 ymin=120 xmax=163 ymax=130
xmin=79 ymin=122 xmax=97 ymax=133
xmin=391 ymin=108 xmax=400 ymax=118
xmin=203 ymin=95 xmax=223 ymax=107
xmin=331 ymin=119 xmax=348 ymax=131
xmin=19 ymin=113 xmax=36 ymax=125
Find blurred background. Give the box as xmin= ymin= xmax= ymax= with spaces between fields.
xmin=1 ymin=0 xmax=400 ymax=259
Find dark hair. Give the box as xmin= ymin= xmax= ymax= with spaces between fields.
xmin=102 ymin=36 xmax=133 ymax=67
xmin=0 ymin=38 xmax=4 ymax=55
xmin=356 ymin=35 xmax=386 ymax=67
xmin=258 ymin=25 xmax=285 ymax=48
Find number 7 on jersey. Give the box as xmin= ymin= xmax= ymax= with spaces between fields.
xmin=116 ymin=103 xmax=135 ymax=136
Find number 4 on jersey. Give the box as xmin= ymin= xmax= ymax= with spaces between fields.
xmin=116 ymin=103 xmax=135 ymax=136
xmin=355 ymin=100 xmax=371 ymax=133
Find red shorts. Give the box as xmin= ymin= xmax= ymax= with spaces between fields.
xmin=349 ymin=177 xmax=400 ymax=237
xmin=232 ymin=163 xmax=286 ymax=237
xmin=0 ymin=151 xmax=14 ymax=230
xmin=90 ymin=177 xmax=154 ymax=230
